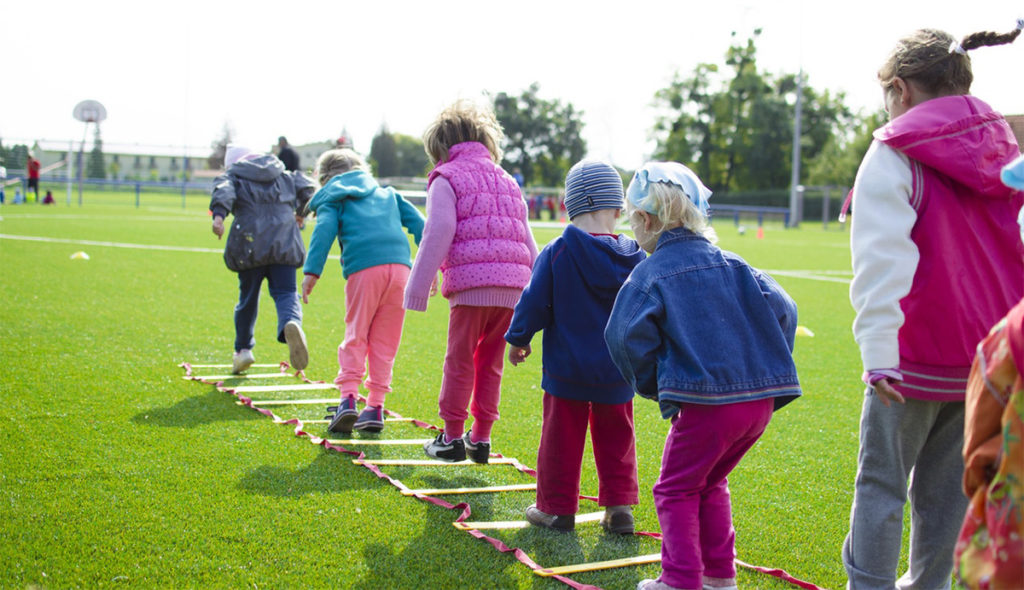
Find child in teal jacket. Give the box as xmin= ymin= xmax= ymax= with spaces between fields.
xmin=302 ymin=149 xmax=425 ymax=433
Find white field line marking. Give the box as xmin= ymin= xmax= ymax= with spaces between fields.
xmin=0 ymin=233 xmax=341 ymax=261
xmin=765 ymin=269 xmax=852 ymax=284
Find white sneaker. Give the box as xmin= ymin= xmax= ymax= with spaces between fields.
xmin=232 ymin=349 xmax=254 ymax=374
xmin=283 ymin=321 xmax=308 ymax=370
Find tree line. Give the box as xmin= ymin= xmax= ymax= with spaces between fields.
xmin=367 ymin=31 xmax=879 ymax=192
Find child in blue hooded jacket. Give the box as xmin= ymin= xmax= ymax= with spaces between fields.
xmin=506 ymin=160 xmax=646 ymax=534
xmin=301 ymin=149 xmax=425 ymax=433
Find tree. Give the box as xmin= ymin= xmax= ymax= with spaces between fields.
xmin=394 ymin=134 xmax=430 ymax=177
xmin=208 ymin=122 xmax=234 ymax=170
xmin=652 ymin=31 xmax=857 ymax=192
xmin=86 ymin=126 xmax=106 ymax=179
xmin=370 ymin=125 xmax=399 ymax=177
xmin=806 ymin=108 xmax=887 ymax=188
xmin=492 ymin=83 xmax=587 ymax=187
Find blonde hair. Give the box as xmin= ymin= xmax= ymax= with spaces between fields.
xmin=878 ymin=25 xmax=1021 ymax=96
xmin=315 ymin=148 xmax=369 ymax=186
xmin=423 ymin=99 xmax=504 ymax=165
xmin=626 ymin=181 xmax=718 ymax=244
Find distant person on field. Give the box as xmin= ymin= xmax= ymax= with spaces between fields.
xmin=210 ymin=145 xmax=314 ymax=374
xmin=26 ymin=152 xmax=40 ymax=202
xmin=277 ymin=136 xmax=300 ymax=172
xmin=303 ymin=149 xmax=425 ymax=434
xmin=843 ymin=23 xmax=1024 ymax=590
xmin=0 ymin=165 xmax=6 ymax=204
xmin=506 ymin=160 xmax=645 ymax=535
xmin=605 ymin=162 xmax=801 ymax=590
xmin=404 ymin=99 xmax=538 ymax=463
xmin=42 ymin=190 xmax=54 ymax=205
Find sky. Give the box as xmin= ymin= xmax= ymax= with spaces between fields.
xmin=3 ymin=0 xmax=1022 ymax=171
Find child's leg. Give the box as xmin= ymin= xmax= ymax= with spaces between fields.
xmin=536 ymin=393 xmax=589 ymax=515
xmin=438 ymin=306 xmax=485 ymax=439
xmin=697 ymin=399 xmax=772 ymax=581
xmin=265 ymin=264 xmax=301 ymax=343
xmin=900 ymin=401 xmax=966 ymax=590
xmin=653 ymin=399 xmax=772 ymax=590
xmin=363 ymin=264 xmax=410 ymax=408
xmin=334 ymin=266 xmax=386 ymax=399
xmin=234 ymin=267 xmax=266 ymax=352
xmin=466 ymin=306 xmax=513 ymax=441
xmin=842 ymin=394 xmax=947 ymax=590
xmin=590 ymin=400 xmax=639 ymax=508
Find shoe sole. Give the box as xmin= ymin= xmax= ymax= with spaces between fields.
xmin=602 ymin=523 xmax=635 ymax=535
xmin=232 ymin=359 xmax=254 ymax=375
xmin=283 ymin=322 xmax=308 ymax=370
xmin=353 ymin=421 xmax=384 ymax=433
xmin=328 ymin=412 xmax=358 ymax=433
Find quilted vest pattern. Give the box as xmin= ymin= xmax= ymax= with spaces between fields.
xmin=428 ymin=142 xmax=532 ymax=297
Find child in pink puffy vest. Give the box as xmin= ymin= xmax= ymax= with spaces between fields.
xmin=404 ymin=100 xmax=538 ymax=463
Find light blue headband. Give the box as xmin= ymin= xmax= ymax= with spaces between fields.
xmin=626 ymin=162 xmax=712 ymax=217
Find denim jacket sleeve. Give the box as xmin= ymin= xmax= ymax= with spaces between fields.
xmin=302 ymin=204 xmax=340 ymax=277
xmin=605 ymin=279 xmax=662 ymax=401
xmin=752 ymin=267 xmax=798 ymax=352
xmin=505 ymin=243 xmax=555 ymax=347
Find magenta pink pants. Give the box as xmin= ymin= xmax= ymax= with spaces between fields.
xmin=334 ymin=264 xmax=409 ymax=408
xmin=536 ymin=392 xmax=639 ymax=515
xmin=438 ymin=305 xmax=513 ymax=440
xmin=654 ymin=398 xmax=773 ymax=590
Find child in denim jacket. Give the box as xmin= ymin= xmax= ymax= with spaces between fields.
xmin=605 ymin=162 xmax=801 ymax=590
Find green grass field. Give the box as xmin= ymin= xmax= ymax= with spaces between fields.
xmin=0 ymin=196 xmax=879 ymax=589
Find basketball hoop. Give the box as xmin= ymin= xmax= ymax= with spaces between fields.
xmin=73 ymin=100 xmax=107 ymax=124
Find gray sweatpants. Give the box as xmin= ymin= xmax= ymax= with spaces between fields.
xmin=842 ymin=389 xmax=966 ymax=590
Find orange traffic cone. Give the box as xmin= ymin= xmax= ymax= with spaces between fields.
xmin=756 ymin=227 xmax=764 ymax=239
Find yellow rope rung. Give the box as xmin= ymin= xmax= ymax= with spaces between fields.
xmin=240 ymin=398 xmax=339 ymax=406
xmin=286 ymin=417 xmax=415 ymax=424
xmin=184 ymin=363 xmax=281 ymax=369
xmin=184 ymin=373 xmax=293 ymax=381
xmin=533 ymin=553 xmax=662 ymax=577
xmin=325 ymin=438 xmax=433 ymax=446
xmin=400 ymin=483 xmax=537 ymax=496
xmin=225 ymin=383 xmax=336 ymax=393
xmin=454 ymin=511 xmax=605 ymax=531
xmin=354 ymin=458 xmax=519 ymax=466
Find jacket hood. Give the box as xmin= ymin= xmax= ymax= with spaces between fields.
xmin=308 ymin=170 xmax=378 ymax=213
xmin=228 ymin=154 xmax=285 ymax=183
xmin=874 ymin=95 xmax=1020 ymax=199
xmin=562 ymin=223 xmax=645 ymax=298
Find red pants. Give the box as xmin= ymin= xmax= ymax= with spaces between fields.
xmin=536 ymin=392 xmax=639 ymax=515
xmin=438 ymin=305 xmax=513 ymax=440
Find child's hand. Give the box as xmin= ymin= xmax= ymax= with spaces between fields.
xmin=508 ymin=345 xmax=531 ymax=366
xmin=295 ymin=214 xmax=306 ymax=230
xmin=212 ymin=216 xmax=225 ymax=239
xmin=429 ymin=273 xmax=440 ymax=297
xmin=301 ymin=274 xmax=318 ymax=304
xmin=873 ymin=378 xmax=905 ymax=407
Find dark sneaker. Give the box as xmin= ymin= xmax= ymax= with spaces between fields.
xmin=600 ymin=505 xmax=635 ymax=535
xmin=327 ymin=396 xmax=358 ymax=433
xmin=283 ymin=321 xmax=308 ymax=370
xmin=353 ymin=406 xmax=384 ymax=433
xmin=525 ymin=504 xmax=574 ymax=532
xmin=463 ymin=431 xmax=490 ymax=464
xmin=423 ymin=432 xmax=466 ymax=462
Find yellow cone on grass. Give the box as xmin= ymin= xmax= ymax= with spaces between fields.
xmin=70 ymin=251 xmax=90 ymax=260
xmin=796 ymin=325 xmax=814 ymax=337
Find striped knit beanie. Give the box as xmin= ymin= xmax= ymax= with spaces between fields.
xmin=563 ymin=160 xmax=624 ymax=220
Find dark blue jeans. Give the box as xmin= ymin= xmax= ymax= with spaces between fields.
xmin=234 ymin=264 xmax=302 ymax=352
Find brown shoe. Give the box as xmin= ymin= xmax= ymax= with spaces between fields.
xmin=525 ymin=504 xmax=574 ymax=532
xmin=600 ymin=505 xmax=634 ymax=534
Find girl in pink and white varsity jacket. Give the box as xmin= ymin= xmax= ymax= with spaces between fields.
xmin=843 ymin=23 xmax=1024 ymax=590
xmin=404 ymin=100 xmax=538 ymax=464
